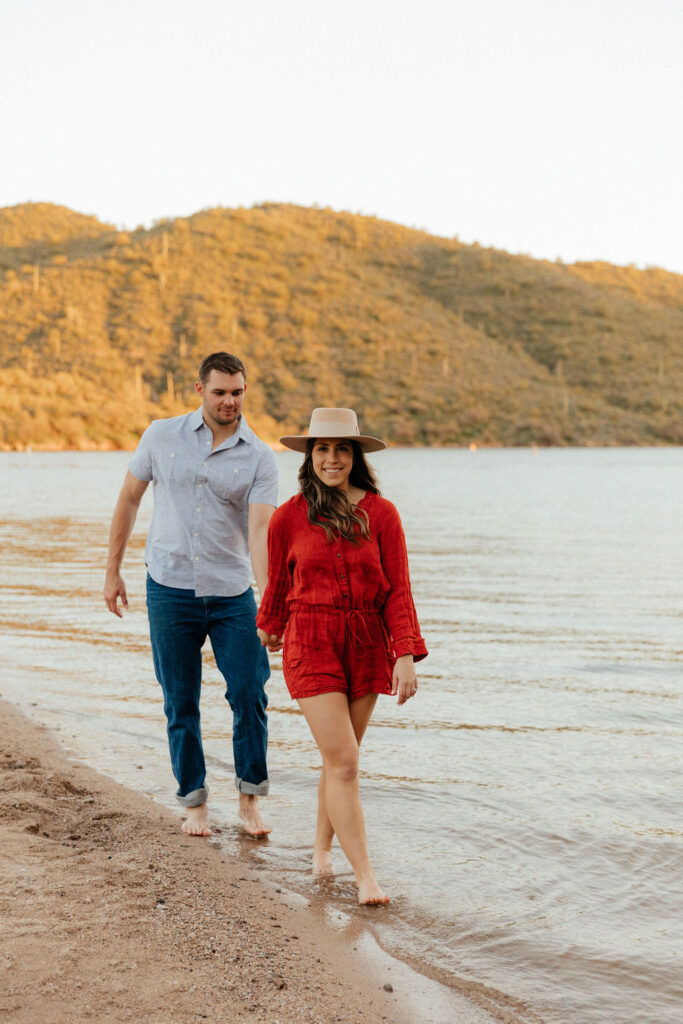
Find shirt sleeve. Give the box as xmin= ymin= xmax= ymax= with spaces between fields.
xmin=375 ymin=500 xmax=428 ymax=662
xmin=255 ymin=503 xmax=293 ymax=635
xmin=248 ymin=445 xmax=279 ymax=506
xmin=128 ymin=421 xmax=157 ymax=482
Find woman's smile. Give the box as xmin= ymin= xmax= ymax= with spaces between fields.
xmin=311 ymin=439 xmax=353 ymax=491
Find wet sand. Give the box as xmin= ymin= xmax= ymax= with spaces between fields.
xmin=0 ymin=698 xmax=412 ymax=1024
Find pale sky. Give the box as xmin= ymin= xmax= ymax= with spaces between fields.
xmin=1 ymin=0 xmax=681 ymax=272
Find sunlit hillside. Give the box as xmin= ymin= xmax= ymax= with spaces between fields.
xmin=0 ymin=201 xmax=681 ymax=449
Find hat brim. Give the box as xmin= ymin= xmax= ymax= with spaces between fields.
xmin=279 ymin=434 xmax=387 ymax=454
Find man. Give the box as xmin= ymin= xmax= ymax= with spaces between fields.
xmin=103 ymin=352 xmax=277 ymax=837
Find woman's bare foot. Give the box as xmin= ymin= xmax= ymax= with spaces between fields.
xmin=238 ymin=793 xmax=272 ymax=838
xmin=312 ymin=848 xmax=334 ymax=876
xmin=181 ymin=803 xmax=211 ymax=837
xmin=357 ymin=871 xmax=390 ymax=905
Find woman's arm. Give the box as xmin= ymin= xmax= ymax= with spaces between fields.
xmin=255 ymin=504 xmax=293 ymax=639
xmin=375 ymin=500 xmax=428 ymax=663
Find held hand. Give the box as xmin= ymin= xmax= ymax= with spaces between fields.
xmin=257 ymin=627 xmax=284 ymax=652
xmin=392 ymin=655 xmax=418 ymax=706
xmin=104 ymin=572 xmax=128 ymax=618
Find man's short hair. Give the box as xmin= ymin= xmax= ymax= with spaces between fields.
xmin=198 ymin=352 xmax=247 ymax=385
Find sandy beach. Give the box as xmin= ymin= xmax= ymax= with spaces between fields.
xmin=0 ymin=698 xmax=414 ymax=1024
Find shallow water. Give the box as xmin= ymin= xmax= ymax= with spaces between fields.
xmin=1 ymin=448 xmax=682 ymax=1024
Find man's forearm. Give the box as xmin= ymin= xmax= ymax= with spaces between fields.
xmin=106 ymin=497 xmax=139 ymax=574
xmin=248 ymin=504 xmax=275 ymax=600
xmin=249 ymin=526 xmax=269 ymax=599
xmin=104 ymin=473 xmax=148 ymax=616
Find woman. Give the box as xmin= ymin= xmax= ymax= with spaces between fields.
xmin=256 ymin=408 xmax=427 ymax=905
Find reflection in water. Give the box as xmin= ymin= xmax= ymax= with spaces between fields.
xmin=1 ymin=449 xmax=683 ymax=1024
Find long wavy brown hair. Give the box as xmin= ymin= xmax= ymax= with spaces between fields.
xmin=299 ymin=439 xmax=381 ymax=542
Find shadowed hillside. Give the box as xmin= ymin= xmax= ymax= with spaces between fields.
xmin=0 ymin=201 xmax=681 ymax=449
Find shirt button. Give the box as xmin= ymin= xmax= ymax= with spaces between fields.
xmin=195 ymin=556 xmax=199 ymax=561
xmin=194 ymin=532 xmax=198 ymax=537
xmin=336 ymin=552 xmax=342 ymax=558
xmin=340 ymin=575 xmax=346 ymax=581
xmin=196 ymin=507 xmax=201 ymax=512
xmin=198 ymin=484 xmax=203 ymax=489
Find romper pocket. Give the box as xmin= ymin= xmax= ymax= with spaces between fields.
xmin=282 ymin=615 xmax=304 ymax=670
xmin=283 ymin=609 xmax=344 ymax=674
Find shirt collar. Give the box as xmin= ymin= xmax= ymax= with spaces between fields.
xmin=190 ymin=407 xmax=205 ymax=431
xmin=190 ymin=406 xmax=254 ymax=448
xmin=236 ymin=416 xmax=255 ymax=445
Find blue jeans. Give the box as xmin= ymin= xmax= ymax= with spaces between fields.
xmin=146 ymin=575 xmax=270 ymax=806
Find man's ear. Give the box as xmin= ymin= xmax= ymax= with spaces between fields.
xmin=195 ymin=380 xmax=203 ymax=395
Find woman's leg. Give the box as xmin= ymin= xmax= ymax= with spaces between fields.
xmin=312 ymin=693 xmax=378 ymax=875
xmin=298 ymin=691 xmax=388 ymax=904
xmin=312 ymin=770 xmax=334 ymax=875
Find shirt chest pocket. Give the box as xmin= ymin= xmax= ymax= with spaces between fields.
xmin=208 ymin=464 xmax=252 ymax=504
xmin=155 ymin=450 xmax=196 ymax=490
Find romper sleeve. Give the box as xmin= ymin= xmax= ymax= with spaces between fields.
xmin=375 ymin=500 xmax=428 ymax=662
xmin=255 ymin=502 xmax=293 ymax=635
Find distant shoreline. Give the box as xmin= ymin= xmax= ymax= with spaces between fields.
xmin=2 ymin=440 xmax=682 ymax=453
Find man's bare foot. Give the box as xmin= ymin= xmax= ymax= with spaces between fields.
xmin=238 ymin=793 xmax=271 ymax=838
xmin=312 ymin=848 xmax=334 ymax=876
xmin=181 ymin=803 xmax=211 ymax=837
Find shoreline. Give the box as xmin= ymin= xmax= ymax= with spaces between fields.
xmin=0 ymin=697 xmax=406 ymax=1023
xmin=2 ymin=441 xmax=682 ymax=455
xmin=0 ymin=697 xmax=469 ymax=1024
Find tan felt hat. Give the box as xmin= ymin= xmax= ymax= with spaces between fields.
xmin=279 ymin=408 xmax=387 ymax=453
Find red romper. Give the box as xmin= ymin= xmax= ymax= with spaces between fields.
xmin=256 ymin=492 xmax=428 ymax=700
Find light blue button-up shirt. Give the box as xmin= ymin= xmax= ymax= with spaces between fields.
xmin=128 ymin=408 xmax=278 ymax=597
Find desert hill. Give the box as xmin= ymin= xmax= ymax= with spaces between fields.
xmin=0 ymin=201 xmax=681 ymax=449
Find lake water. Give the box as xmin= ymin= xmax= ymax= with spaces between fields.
xmin=1 ymin=448 xmax=682 ymax=1024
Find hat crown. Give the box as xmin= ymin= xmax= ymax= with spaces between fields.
xmin=307 ymin=408 xmax=360 ymax=438
xmin=278 ymin=407 xmax=386 ymax=453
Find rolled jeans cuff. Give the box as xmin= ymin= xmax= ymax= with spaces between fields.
xmin=176 ymin=785 xmax=209 ymax=808
xmin=235 ymin=776 xmax=269 ymax=796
